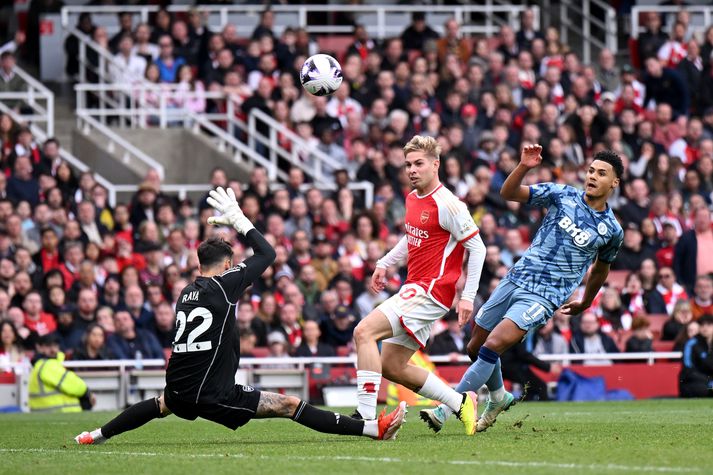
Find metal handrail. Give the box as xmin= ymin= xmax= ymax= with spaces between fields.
xmin=631 ymin=6 xmax=713 ymax=39
xmin=75 ymin=111 xmax=166 ymax=180
xmin=560 ymin=0 xmax=618 ymax=64
xmin=61 ymin=4 xmax=539 ymax=39
xmin=246 ymin=108 xmax=347 ymax=185
xmin=6 ymin=352 xmax=681 ymax=372
xmin=0 ymin=65 xmax=55 ymax=137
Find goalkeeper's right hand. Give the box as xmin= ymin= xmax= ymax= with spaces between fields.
xmin=206 ymin=186 xmax=255 ymax=235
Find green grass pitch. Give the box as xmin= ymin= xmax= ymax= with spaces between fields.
xmin=1 ymin=399 xmax=711 ymax=475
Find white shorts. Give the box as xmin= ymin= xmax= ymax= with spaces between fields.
xmin=377 ymin=283 xmax=448 ymax=351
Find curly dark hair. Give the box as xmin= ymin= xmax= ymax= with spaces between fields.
xmin=593 ymin=150 xmax=624 ymax=178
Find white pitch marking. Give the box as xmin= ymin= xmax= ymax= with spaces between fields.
xmin=0 ymin=448 xmax=702 ymax=473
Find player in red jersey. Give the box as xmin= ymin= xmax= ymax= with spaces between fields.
xmin=352 ymin=135 xmax=487 ymax=435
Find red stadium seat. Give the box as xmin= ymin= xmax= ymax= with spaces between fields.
xmin=606 ymin=270 xmax=629 ymax=291
xmin=316 ymin=36 xmax=355 ymax=62
xmin=652 ymin=340 xmax=675 ymax=352
xmin=336 ymin=346 xmax=351 ymax=357
xmin=251 ymin=347 xmax=270 ymax=358
xmin=646 ymin=314 xmax=669 ymax=340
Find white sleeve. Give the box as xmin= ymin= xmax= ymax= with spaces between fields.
xmin=375 ymin=235 xmax=408 ymax=269
xmin=460 ymin=233 xmax=486 ymax=303
xmin=438 ymin=197 xmax=480 ymax=242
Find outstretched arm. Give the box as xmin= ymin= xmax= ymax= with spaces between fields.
xmin=500 ymin=144 xmax=543 ymax=203
xmin=560 ymin=259 xmax=610 ymax=316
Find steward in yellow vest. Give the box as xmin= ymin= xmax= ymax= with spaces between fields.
xmin=29 ymin=334 xmax=95 ymax=413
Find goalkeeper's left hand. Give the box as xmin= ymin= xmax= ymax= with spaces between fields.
xmin=206 ymin=186 xmax=255 ymax=235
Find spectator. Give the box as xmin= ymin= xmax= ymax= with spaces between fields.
xmin=110 ymin=34 xmax=146 ymax=86
xmin=625 ymin=317 xmax=654 ymax=353
xmin=516 ymin=8 xmax=543 ymax=51
xmin=621 ymin=271 xmax=667 ymax=316
xmin=52 ymin=305 xmax=83 ymax=352
xmin=531 ymin=318 xmax=569 ymax=359
xmin=501 ymin=338 xmax=561 ymax=401
xmin=29 ymin=334 xmax=95 ymax=412
xmin=7 ymin=155 xmax=39 ymax=208
xmin=252 ymin=9 xmax=275 ymax=41
xmin=612 ymin=223 xmax=656 ymax=271
xmin=122 ymin=284 xmax=154 ymax=329
xmin=72 ymin=323 xmax=113 ymax=360
xmin=152 ymin=301 xmax=175 ymax=349
xmin=320 ymin=304 xmax=357 ymax=349
xmin=679 ymin=314 xmax=713 ymax=397
xmin=108 ymin=12 xmax=134 ymax=54
xmin=106 ymin=310 xmax=163 ymax=360
xmin=23 ymin=291 xmax=56 ymax=337
xmin=0 ymin=51 xmax=23 ymax=110
xmin=400 ymin=12 xmax=439 ymax=52
xmin=663 ymin=300 xmax=694 ymax=341
xmin=75 ymin=288 xmax=99 ymax=334
xmin=294 ymin=320 xmax=335 ymax=357
xmin=656 ymin=266 xmax=688 ymax=314
xmin=638 ymin=12 xmax=668 ymax=63
xmin=690 ymin=275 xmax=713 ymax=321
xmin=154 ymin=34 xmax=185 ymax=83
xmin=570 ymin=311 xmax=619 ymax=365
xmin=674 ymin=207 xmax=713 ymax=292
xmin=642 ymin=57 xmax=689 ymax=118
xmin=427 ymin=310 xmax=466 ymax=356
xmin=132 ymin=23 xmax=159 ymax=62
xmin=265 ymin=331 xmax=290 ymax=362
xmin=0 ymin=319 xmax=24 ymax=370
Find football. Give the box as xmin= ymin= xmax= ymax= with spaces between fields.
xmin=300 ymin=53 xmax=343 ymax=96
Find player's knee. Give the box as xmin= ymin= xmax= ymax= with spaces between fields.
xmin=466 ymin=339 xmax=481 ymax=361
xmin=353 ymin=321 xmax=372 ymax=346
xmin=284 ymin=395 xmax=301 ymax=415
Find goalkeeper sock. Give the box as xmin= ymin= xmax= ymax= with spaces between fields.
xmin=101 ymin=397 xmax=163 ymax=439
xmin=356 ymin=370 xmax=381 ymax=420
xmin=292 ymin=401 xmax=367 ymax=436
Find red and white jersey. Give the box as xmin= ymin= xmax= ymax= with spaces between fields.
xmin=403 ymin=184 xmax=479 ymax=308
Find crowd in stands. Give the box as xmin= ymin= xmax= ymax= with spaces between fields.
xmin=1 ymin=6 xmax=713 ymax=396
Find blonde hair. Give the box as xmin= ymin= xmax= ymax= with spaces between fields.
xmin=403 ymin=135 xmax=441 ymax=161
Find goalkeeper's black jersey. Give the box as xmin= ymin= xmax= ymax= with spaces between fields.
xmin=165 ymin=229 xmax=275 ymax=404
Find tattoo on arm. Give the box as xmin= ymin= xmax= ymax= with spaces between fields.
xmin=255 ymin=391 xmax=297 ymax=419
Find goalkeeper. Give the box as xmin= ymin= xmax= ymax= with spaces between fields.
xmin=75 ymin=187 xmax=406 ymax=444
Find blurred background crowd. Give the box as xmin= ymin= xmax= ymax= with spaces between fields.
xmin=0 ymin=5 xmax=712 ymax=390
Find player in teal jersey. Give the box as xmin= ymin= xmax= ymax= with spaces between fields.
xmin=421 ymin=145 xmax=624 ymax=433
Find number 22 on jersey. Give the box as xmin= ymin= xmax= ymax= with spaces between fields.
xmin=173 ymin=306 xmax=213 ymax=353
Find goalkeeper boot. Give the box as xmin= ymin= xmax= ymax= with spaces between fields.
xmin=75 ymin=429 xmax=106 ymax=445
xmin=476 ymin=391 xmax=516 ymax=433
xmin=419 ymin=406 xmax=446 ymax=433
xmin=376 ymin=401 xmax=407 ymax=440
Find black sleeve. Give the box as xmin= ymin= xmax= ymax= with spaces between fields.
xmin=216 ymin=229 xmax=276 ymax=303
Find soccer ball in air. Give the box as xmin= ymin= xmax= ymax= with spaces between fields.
xmin=300 ymin=54 xmax=343 ymax=97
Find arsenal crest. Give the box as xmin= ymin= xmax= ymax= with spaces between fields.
xmin=420 ymin=210 xmax=430 ymax=224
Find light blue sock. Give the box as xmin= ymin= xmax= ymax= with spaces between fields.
xmin=485 ymin=359 xmax=503 ymax=391
xmin=454 ymin=347 xmax=499 ymax=393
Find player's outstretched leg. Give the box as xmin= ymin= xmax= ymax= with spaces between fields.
xmin=381 ymin=343 xmax=477 ymax=435
xmin=422 ymin=321 xmax=523 ymax=433
xmin=75 ymin=395 xmax=171 ymax=445
xmin=257 ymin=392 xmax=407 ymax=440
